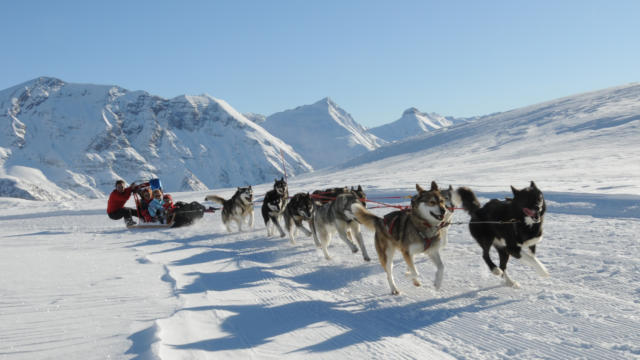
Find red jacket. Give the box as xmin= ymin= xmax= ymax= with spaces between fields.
xmin=107 ymin=187 xmax=133 ymax=214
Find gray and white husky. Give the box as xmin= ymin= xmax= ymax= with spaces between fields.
xmin=311 ymin=192 xmax=371 ymax=262
xmin=205 ymin=186 xmax=254 ymax=232
xmin=283 ymin=193 xmax=315 ymax=244
xmin=353 ymin=182 xmax=448 ymax=295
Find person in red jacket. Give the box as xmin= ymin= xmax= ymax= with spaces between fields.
xmin=107 ymin=180 xmax=139 ymax=226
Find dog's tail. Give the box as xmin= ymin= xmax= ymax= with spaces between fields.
xmin=456 ymin=187 xmax=481 ymax=214
xmin=204 ymin=195 xmax=226 ymax=204
xmin=352 ymin=203 xmax=386 ymax=234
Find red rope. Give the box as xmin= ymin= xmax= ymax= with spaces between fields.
xmin=309 ymin=192 xmax=336 ymax=200
xmin=310 ymin=193 xmax=409 ymax=210
xmin=366 ymin=195 xmax=412 ymax=200
xmin=363 ymin=198 xmax=409 ymax=210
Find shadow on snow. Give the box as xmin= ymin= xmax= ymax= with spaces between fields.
xmin=168 ymin=286 xmax=514 ymax=354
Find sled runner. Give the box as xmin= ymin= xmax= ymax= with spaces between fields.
xmin=126 ymin=222 xmax=173 ymax=229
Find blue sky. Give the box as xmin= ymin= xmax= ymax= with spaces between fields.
xmin=2 ymin=0 xmax=639 ymax=127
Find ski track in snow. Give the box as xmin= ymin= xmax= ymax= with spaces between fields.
xmin=1 ymin=190 xmax=639 ymax=359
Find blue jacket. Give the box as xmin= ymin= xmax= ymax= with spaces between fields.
xmin=148 ymin=198 xmax=165 ymax=217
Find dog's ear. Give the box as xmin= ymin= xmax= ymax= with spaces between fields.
xmin=448 ymin=185 xmax=453 ymax=191
xmin=430 ymin=181 xmax=439 ymax=192
xmin=511 ymin=185 xmax=519 ymax=196
xmin=357 ymin=185 xmax=363 ymax=191
xmin=416 ymin=184 xmax=425 ymax=193
xmin=530 ymin=181 xmax=537 ymax=189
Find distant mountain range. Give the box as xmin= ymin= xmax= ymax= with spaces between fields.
xmin=369 ymin=107 xmax=457 ymax=142
xmin=0 ymin=77 xmax=312 ymax=200
xmin=2 ymin=77 xmax=638 ymax=201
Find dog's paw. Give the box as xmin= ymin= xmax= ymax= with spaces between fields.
xmin=363 ymin=256 xmax=371 ymax=262
xmin=391 ymin=289 xmax=401 ymax=295
xmin=537 ymin=267 xmax=550 ymax=277
xmin=506 ymin=279 xmax=520 ymax=288
xmin=492 ymin=268 xmax=503 ymax=276
xmin=412 ymin=279 xmax=422 ymax=287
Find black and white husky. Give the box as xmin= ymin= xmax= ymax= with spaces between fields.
xmin=458 ymin=181 xmax=549 ymax=287
xmin=311 ymin=192 xmax=370 ymax=262
xmin=205 ymin=186 xmax=254 ymax=232
xmin=283 ymin=192 xmax=314 ymax=244
xmin=261 ymin=178 xmax=289 ymax=237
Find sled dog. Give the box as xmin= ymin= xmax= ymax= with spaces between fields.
xmin=311 ymin=192 xmax=370 ymax=262
xmin=457 ymin=181 xmax=549 ymax=287
xmin=353 ymin=182 xmax=448 ymax=295
xmin=283 ymin=192 xmax=315 ymax=244
xmin=272 ymin=177 xmax=289 ymax=199
xmin=261 ymin=178 xmax=289 ymax=237
xmin=205 ymin=186 xmax=254 ymax=232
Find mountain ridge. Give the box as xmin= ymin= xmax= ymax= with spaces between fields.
xmin=0 ymin=77 xmax=312 ymax=200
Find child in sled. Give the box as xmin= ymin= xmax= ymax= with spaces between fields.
xmin=148 ymin=189 xmax=168 ymax=223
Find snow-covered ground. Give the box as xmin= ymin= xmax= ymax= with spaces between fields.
xmin=1 ymin=178 xmax=639 ymax=359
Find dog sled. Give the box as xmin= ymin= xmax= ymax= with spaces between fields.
xmin=127 ymin=178 xmax=215 ymax=229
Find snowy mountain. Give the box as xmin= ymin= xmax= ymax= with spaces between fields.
xmin=262 ymin=97 xmax=386 ymax=169
xmin=0 ymin=77 xmax=312 ymax=200
xmin=369 ymin=107 xmax=454 ymax=142
xmin=337 ymin=83 xmax=640 ymax=196
xmin=243 ymin=112 xmax=266 ymax=124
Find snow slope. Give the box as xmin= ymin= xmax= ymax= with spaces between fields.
xmin=369 ymin=107 xmax=454 ymax=142
xmin=340 ymin=83 xmax=640 ymax=196
xmin=262 ymin=98 xmax=385 ymax=169
xmin=0 ymin=77 xmax=312 ymax=200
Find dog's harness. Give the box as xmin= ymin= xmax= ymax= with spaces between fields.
xmin=383 ymin=211 xmax=405 ymax=235
xmin=417 ymin=219 xmax=449 ymax=250
xmin=384 ymin=210 xmax=446 ymax=250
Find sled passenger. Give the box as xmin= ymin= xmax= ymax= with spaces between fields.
xmin=138 ymin=187 xmax=153 ymax=222
xmin=162 ymin=193 xmax=174 ymax=210
xmin=148 ymin=189 xmax=167 ymax=223
xmin=107 ymin=180 xmax=139 ymax=226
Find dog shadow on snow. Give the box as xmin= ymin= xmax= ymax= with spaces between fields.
xmin=157 ymin=235 xmax=310 ymax=294
xmin=168 ymin=287 xmax=515 ymax=354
